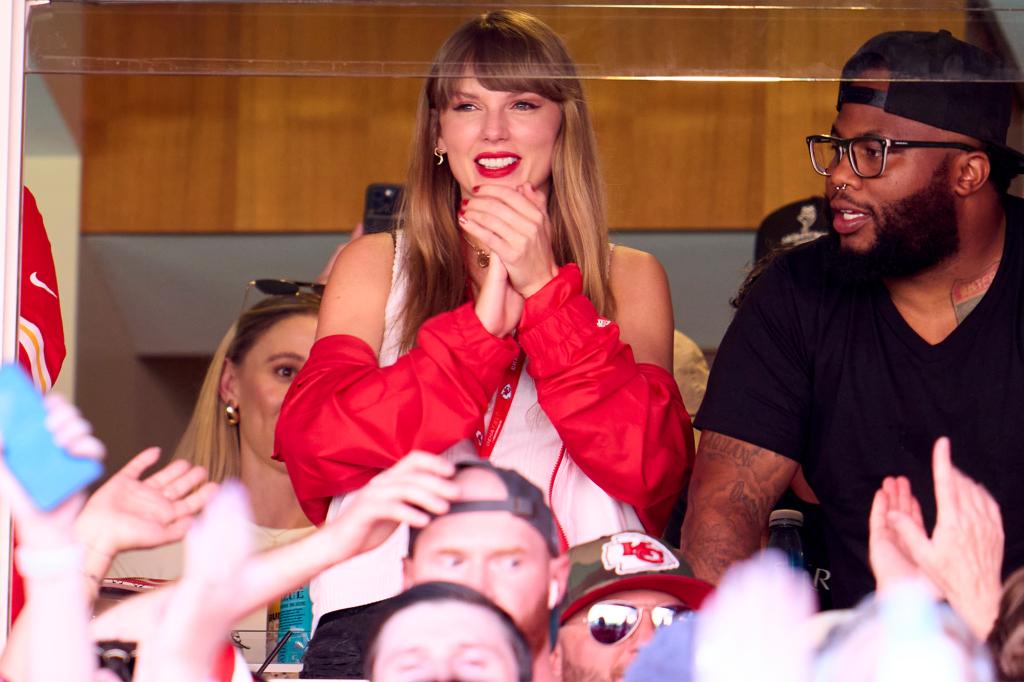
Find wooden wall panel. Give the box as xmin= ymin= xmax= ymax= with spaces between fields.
xmin=71 ymin=4 xmax=967 ymax=233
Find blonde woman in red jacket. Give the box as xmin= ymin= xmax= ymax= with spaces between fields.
xmin=274 ymin=10 xmax=694 ymax=661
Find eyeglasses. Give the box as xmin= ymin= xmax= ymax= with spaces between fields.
xmin=806 ymin=134 xmax=979 ymax=179
xmin=585 ymin=602 xmax=693 ymax=645
xmin=239 ymin=279 xmax=324 ymax=317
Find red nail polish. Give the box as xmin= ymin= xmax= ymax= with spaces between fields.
xmin=461 ymin=199 xmax=469 ymax=206
xmin=472 ymin=186 xmax=480 ymax=193
xmin=459 ymin=209 xmax=466 ymax=216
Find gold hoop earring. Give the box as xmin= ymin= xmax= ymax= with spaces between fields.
xmin=434 ymin=148 xmax=445 ymax=166
xmin=225 ymin=403 xmax=240 ymax=426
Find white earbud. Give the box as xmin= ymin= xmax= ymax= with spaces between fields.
xmin=548 ymin=579 xmax=560 ymax=609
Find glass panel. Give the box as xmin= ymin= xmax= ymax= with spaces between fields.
xmin=20 ymin=0 xmax=1024 ymax=502
xmin=25 ymin=1 xmax=1023 ymax=81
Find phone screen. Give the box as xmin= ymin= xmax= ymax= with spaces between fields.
xmin=0 ymin=365 xmax=101 ymax=510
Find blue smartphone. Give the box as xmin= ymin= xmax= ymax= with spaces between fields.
xmin=0 ymin=364 xmax=101 ymax=510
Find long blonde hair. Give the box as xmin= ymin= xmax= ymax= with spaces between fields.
xmin=174 ymin=294 xmax=320 ymax=482
xmin=397 ymin=9 xmax=613 ymax=351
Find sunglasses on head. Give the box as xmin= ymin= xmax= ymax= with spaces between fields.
xmin=248 ymin=278 xmax=325 ymax=297
xmin=239 ymin=278 xmax=324 ymax=317
xmin=586 ymin=601 xmax=694 ymax=645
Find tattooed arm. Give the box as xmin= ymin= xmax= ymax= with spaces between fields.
xmin=680 ymin=431 xmax=797 ymax=584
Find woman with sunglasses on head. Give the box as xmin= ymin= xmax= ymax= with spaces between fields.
xmin=276 ymin=7 xmax=693 ymax=647
xmin=109 ymin=287 xmax=320 ymax=632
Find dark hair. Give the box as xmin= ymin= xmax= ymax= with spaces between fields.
xmin=364 ymin=582 xmax=533 ymax=682
xmin=731 ymin=246 xmax=792 ymax=310
xmin=989 ymin=567 xmax=1024 ymax=680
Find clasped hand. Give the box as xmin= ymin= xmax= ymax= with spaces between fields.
xmin=868 ymin=437 xmax=1004 ymax=640
xmin=461 ymin=183 xmax=559 ymax=337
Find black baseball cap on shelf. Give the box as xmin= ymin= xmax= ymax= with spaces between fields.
xmin=837 ymin=29 xmax=1024 ymax=175
xmin=407 ymin=459 xmax=561 ymax=557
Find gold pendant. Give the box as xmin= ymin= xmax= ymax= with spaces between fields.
xmin=477 ymin=251 xmax=491 ymax=268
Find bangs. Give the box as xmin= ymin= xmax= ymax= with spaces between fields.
xmin=429 ymin=14 xmax=578 ymax=108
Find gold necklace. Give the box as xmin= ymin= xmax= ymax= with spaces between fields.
xmin=462 ymin=233 xmax=491 ymax=268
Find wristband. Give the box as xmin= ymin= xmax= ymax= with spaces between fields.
xmin=15 ymin=544 xmax=83 ymax=578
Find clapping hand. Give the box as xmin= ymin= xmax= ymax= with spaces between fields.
xmin=885 ymin=437 xmax=1004 ymax=640
xmin=868 ymin=437 xmax=1004 ymax=641
xmin=460 ymin=183 xmax=558 ymax=299
xmin=464 ymin=183 xmax=558 ymax=337
xmin=473 ymin=253 xmax=525 ymax=338
xmin=869 ymin=474 xmax=929 ymax=593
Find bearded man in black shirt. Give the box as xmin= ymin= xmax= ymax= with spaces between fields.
xmin=682 ymin=29 xmax=1024 ymax=608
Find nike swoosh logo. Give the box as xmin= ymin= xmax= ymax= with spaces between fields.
xmin=29 ymin=271 xmax=57 ymax=298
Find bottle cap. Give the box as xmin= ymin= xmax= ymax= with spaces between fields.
xmin=769 ymin=509 xmax=804 ymax=526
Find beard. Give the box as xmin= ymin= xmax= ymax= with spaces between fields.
xmin=560 ymin=658 xmax=625 ymax=682
xmin=519 ymin=593 xmax=552 ymax=658
xmin=824 ymin=158 xmax=959 ymax=285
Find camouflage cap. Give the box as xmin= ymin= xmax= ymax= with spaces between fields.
xmin=558 ymin=531 xmax=713 ymax=624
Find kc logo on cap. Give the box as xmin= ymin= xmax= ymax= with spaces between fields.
xmin=600 ymin=531 xmax=680 ymax=576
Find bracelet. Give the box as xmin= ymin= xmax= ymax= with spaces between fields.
xmin=15 ymin=544 xmax=83 ymax=579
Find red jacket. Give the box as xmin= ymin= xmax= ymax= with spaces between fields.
xmin=275 ymin=264 xmax=694 ymax=534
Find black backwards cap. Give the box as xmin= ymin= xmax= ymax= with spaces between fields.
xmin=837 ymin=29 xmax=1024 ymax=175
xmin=408 ymin=460 xmax=561 ymax=557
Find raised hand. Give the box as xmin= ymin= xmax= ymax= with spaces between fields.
xmin=868 ymin=475 xmax=929 ymax=593
xmin=887 ymin=437 xmax=1004 ymax=640
xmin=460 ymin=183 xmax=559 ymax=299
xmin=0 ymin=393 xmax=106 ymax=682
xmin=473 ymin=253 xmax=524 ymax=338
xmin=0 ymin=393 xmax=105 ymax=549
xmin=323 ymin=452 xmax=459 ymax=560
xmin=133 ymin=482 xmax=253 ymax=682
xmin=75 ymin=447 xmax=218 ymax=579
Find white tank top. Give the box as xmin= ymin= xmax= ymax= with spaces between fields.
xmin=310 ymin=232 xmax=641 ymax=627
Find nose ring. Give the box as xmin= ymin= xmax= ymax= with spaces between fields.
xmin=833 ymin=183 xmax=848 ymax=193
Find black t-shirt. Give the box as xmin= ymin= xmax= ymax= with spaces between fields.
xmin=696 ymin=195 xmax=1024 ymax=608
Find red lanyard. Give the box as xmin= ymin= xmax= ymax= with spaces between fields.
xmin=474 ymin=349 xmax=526 ymax=458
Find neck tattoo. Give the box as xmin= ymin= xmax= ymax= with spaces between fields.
xmin=950 ymin=260 xmax=1000 ymax=325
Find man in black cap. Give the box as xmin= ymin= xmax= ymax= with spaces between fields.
xmin=403 ymin=460 xmax=568 ymax=682
xmin=682 ymin=29 xmax=1024 ymax=608
xmin=297 ymin=456 xmax=567 ymax=679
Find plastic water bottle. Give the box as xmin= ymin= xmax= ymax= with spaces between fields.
xmin=269 ymin=585 xmax=312 ymax=663
xmin=767 ymin=509 xmax=805 ymax=571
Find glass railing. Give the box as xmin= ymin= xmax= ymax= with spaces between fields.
xmin=25 ymin=2 xmax=1024 ymax=82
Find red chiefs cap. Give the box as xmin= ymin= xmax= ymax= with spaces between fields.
xmin=558 ymin=531 xmax=714 ymax=624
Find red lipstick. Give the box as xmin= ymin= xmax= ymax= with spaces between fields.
xmin=474 ymin=152 xmax=521 ymax=179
